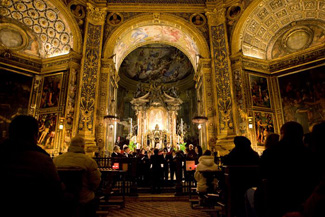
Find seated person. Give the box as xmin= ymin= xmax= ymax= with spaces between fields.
xmin=54 ymin=136 xmax=101 ymax=217
xmin=194 ymin=150 xmax=219 ymax=205
xmin=223 ymin=136 xmax=260 ymax=165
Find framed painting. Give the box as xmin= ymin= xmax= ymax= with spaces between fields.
xmin=0 ymin=70 xmax=33 ymax=143
xmin=278 ymin=66 xmax=325 ymax=133
xmin=254 ymin=111 xmax=275 ymax=146
xmin=40 ymin=74 xmax=62 ymax=109
xmin=249 ymin=74 xmax=271 ymax=108
xmin=37 ymin=113 xmax=57 ymax=149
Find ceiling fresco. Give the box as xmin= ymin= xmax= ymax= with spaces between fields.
xmin=0 ymin=0 xmax=73 ymax=58
xmin=240 ymin=0 xmax=325 ymax=59
xmin=113 ymin=25 xmax=199 ymax=71
xmin=119 ymin=44 xmax=194 ymax=83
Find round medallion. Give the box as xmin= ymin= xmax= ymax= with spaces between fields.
xmin=0 ymin=24 xmax=28 ymax=51
xmin=55 ymin=20 xmax=65 ymax=33
xmin=33 ymin=0 xmax=47 ymax=11
xmin=108 ymin=13 xmax=123 ymax=26
xmin=46 ymin=9 xmax=58 ymax=21
xmin=282 ymin=27 xmax=313 ymax=52
xmin=190 ymin=13 xmax=206 ymax=27
xmin=23 ymin=17 xmax=34 ymax=26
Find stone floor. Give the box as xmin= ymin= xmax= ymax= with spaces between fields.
xmin=98 ymin=201 xmax=211 ymax=217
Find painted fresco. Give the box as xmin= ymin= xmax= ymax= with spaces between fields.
xmin=40 ymin=74 xmax=62 ymax=108
xmin=278 ymin=66 xmax=325 ymax=133
xmin=0 ymin=70 xmax=33 ymax=143
xmin=119 ymin=44 xmax=194 ymax=83
xmin=38 ymin=113 xmax=57 ymax=149
xmin=254 ymin=111 xmax=275 ymax=146
xmin=249 ymin=74 xmax=271 ymax=108
xmin=113 ymin=25 xmax=199 ymax=70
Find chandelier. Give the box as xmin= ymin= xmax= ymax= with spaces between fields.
xmin=192 ymin=116 xmax=208 ymax=124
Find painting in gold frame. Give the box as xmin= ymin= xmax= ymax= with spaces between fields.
xmin=249 ymin=74 xmax=271 ymax=109
xmin=254 ymin=111 xmax=275 ymax=146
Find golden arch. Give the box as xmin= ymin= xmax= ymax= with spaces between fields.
xmin=103 ymin=13 xmax=210 ymax=71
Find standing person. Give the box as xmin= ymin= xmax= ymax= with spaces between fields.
xmin=111 ymin=145 xmax=123 ymax=158
xmin=54 ymin=136 xmax=101 ymax=217
xmin=123 ymin=145 xmax=132 ymax=158
xmin=0 ymin=115 xmax=63 ymax=217
xmin=169 ymin=150 xmax=177 ymax=182
xmin=150 ymin=148 xmax=164 ymax=193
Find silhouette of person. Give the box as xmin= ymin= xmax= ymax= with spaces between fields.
xmin=223 ymin=136 xmax=260 ymax=165
xmin=0 ymin=115 xmax=63 ymax=217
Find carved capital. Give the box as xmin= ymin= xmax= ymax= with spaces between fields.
xmin=86 ymin=3 xmax=107 ymax=25
xmin=205 ymin=7 xmax=226 ymax=26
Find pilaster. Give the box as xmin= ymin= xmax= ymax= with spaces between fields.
xmin=76 ymin=3 xmax=107 ymax=149
xmin=206 ymin=3 xmax=236 ymax=154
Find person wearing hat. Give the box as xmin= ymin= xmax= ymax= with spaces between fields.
xmin=54 ymin=136 xmax=101 ymax=217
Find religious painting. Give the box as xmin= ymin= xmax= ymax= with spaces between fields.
xmin=0 ymin=70 xmax=33 ymax=143
xmin=113 ymin=25 xmax=199 ymax=69
xmin=278 ymin=66 xmax=325 ymax=133
xmin=40 ymin=74 xmax=62 ymax=109
xmin=119 ymin=44 xmax=194 ymax=83
xmin=254 ymin=111 xmax=275 ymax=146
xmin=37 ymin=113 xmax=57 ymax=149
xmin=249 ymin=74 xmax=271 ymax=108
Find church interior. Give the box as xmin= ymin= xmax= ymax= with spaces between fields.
xmin=1 ymin=0 xmax=325 ymax=216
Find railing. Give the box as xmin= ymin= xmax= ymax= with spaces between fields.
xmin=93 ymin=155 xmax=225 ymax=196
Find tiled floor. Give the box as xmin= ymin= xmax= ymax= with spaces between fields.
xmin=98 ymin=201 xmax=211 ymax=217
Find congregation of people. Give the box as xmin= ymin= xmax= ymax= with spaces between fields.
xmin=1 ymin=115 xmax=324 ymax=217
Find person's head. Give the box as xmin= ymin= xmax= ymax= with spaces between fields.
xmin=203 ymin=150 xmax=212 ymax=156
xmin=265 ymin=133 xmax=279 ymax=149
xmin=124 ymin=146 xmax=130 ymax=153
xmin=280 ymin=121 xmax=304 ymax=142
xmin=167 ymin=143 xmax=171 ymax=148
xmin=196 ymin=145 xmax=203 ymax=156
xmin=234 ymin=136 xmax=251 ymax=149
xmin=189 ymin=144 xmax=194 ymax=150
xmin=311 ymin=121 xmax=325 ymax=154
xmin=154 ymin=148 xmax=159 ymax=155
xmin=113 ymin=145 xmax=120 ymax=153
xmin=9 ymin=115 xmax=39 ymax=144
xmin=68 ymin=136 xmax=85 ymax=152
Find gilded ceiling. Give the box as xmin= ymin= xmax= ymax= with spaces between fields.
xmin=0 ymin=0 xmax=73 ymax=58
xmin=240 ymin=0 xmax=325 ymax=59
xmin=119 ymin=44 xmax=194 ymax=83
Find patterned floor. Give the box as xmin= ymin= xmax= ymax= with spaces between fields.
xmin=98 ymin=201 xmax=211 ymax=217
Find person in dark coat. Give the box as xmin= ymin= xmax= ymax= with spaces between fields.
xmin=256 ymin=121 xmax=317 ymax=217
xmin=0 ymin=115 xmax=63 ymax=217
xmin=150 ymin=148 xmax=164 ymax=193
xmin=223 ymin=136 xmax=260 ymax=165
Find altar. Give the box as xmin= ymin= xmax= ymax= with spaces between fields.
xmin=130 ymin=83 xmax=182 ymax=149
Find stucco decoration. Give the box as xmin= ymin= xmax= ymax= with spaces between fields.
xmin=0 ymin=0 xmax=73 ymax=58
xmin=0 ymin=24 xmax=27 ymax=50
xmin=119 ymin=44 xmax=194 ymax=83
xmin=269 ymin=22 xmax=325 ymax=59
xmin=235 ymin=0 xmax=325 ymax=59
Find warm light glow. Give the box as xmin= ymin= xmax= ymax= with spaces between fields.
xmin=248 ymin=123 xmax=253 ymax=129
xmin=198 ymin=124 xmax=202 ymax=129
xmin=59 ymin=124 xmax=64 ymax=130
xmin=148 ymin=108 xmax=167 ymax=130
